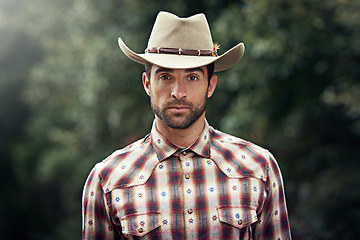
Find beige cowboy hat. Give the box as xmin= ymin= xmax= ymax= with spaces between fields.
xmin=118 ymin=11 xmax=244 ymax=72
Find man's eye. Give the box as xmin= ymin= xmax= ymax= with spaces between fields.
xmin=188 ymin=76 xmax=198 ymax=81
xmin=159 ymin=75 xmax=171 ymax=80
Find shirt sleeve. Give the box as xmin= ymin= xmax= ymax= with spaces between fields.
xmin=253 ymin=153 xmax=292 ymax=240
xmin=82 ymin=164 xmax=122 ymax=239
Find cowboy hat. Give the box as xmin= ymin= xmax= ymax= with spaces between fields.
xmin=118 ymin=11 xmax=244 ymax=72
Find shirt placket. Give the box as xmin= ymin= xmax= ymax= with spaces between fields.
xmin=179 ymin=150 xmax=198 ymax=239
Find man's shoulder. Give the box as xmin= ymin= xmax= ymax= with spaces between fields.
xmin=105 ymin=135 xmax=151 ymax=162
xmin=210 ymin=127 xmax=270 ymax=156
xmin=209 ymin=127 xmax=272 ymax=179
xmin=91 ymin=134 xmax=158 ymax=191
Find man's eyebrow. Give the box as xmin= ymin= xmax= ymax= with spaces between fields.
xmin=185 ymin=67 xmax=204 ymax=75
xmin=154 ymin=67 xmax=204 ymax=75
xmin=154 ymin=67 xmax=174 ymax=75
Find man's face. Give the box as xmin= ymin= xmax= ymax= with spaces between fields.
xmin=143 ymin=64 xmax=217 ymax=129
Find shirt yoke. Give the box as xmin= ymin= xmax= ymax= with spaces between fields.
xmin=96 ymin=134 xmax=160 ymax=193
xmin=96 ymin=127 xmax=273 ymax=194
xmin=209 ymin=127 xmax=270 ymax=181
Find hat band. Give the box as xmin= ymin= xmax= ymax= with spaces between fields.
xmin=145 ymin=47 xmax=218 ymax=57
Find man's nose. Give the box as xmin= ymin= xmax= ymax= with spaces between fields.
xmin=171 ymin=80 xmax=187 ymax=99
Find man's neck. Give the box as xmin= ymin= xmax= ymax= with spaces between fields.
xmin=155 ymin=114 xmax=206 ymax=148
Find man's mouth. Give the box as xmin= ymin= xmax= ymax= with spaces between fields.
xmin=167 ymin=105 xmax=189 ymax=113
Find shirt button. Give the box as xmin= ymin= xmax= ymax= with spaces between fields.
xmin=238 ymin=220 xmax=243 ymax=225
xmin=138 ymin=228 xmax=143 ymax=233
xmin=182 ymin=151 xmax=187 ymax=156
xmin=185 ymin=173 xmax=190 ymax=179
xmin=188 ymin=209 xmax=193 ymax=214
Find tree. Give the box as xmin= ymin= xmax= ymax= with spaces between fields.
xmin=1 ymin=0 xmax=359 ymax=239
xmin=209 ymin=1 xmax=360 ymax=239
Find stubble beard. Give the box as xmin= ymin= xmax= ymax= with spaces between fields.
xmin=151 ymin=97 xmax=207 ymax=130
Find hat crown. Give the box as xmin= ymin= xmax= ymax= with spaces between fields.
xmin=147 ymin=12 xmax=214 ymax=50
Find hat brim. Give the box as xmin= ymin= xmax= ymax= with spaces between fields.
xmin=118 ymin=38 xmax=244 ymax=72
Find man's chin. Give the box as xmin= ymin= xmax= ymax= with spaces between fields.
xmin=153 ymin=104 xmax=206 ymax=130
xmin=163 ymin=117 xmax=192 ymax=129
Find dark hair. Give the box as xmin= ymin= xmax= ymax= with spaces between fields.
xmin=145 ymin=62 xmax=153 ymax=80
xmin=145 ymin=62 xmax=215 ymax=83
xmin=206 ymin=63 xmax=215 ymax=82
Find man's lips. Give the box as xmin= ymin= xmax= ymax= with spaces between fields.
xmin=167 ymin=105 xmax=189 ymax=112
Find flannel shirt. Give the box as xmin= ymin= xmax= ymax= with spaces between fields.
xmin=82 ymin=121 xmax=291 ymax=239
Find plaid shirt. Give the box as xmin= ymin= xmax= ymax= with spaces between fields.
xmin=82 ymin=121 xmax=291 ymax=239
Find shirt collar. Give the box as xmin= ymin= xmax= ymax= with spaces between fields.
xmin=150 ymin=119 xmax=212 ymax=161
xmin=188 ymin=120 xmax=211 ymax=158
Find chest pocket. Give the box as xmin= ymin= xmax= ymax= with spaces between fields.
xmin=217 ymin=206 xmax=258 ymax=229
xmin=120 ymin=211 xmax=162 ymax=236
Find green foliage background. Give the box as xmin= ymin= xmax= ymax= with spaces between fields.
xmin=1 ymin=0 xmax=359 ymax=239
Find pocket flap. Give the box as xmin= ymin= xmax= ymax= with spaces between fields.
xmin=120 ymin=211 xmax=161 ymax=236
xmin=217 ymin=206 xmax=258 ymax=229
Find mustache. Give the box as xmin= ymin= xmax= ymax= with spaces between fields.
xmin=165 ymin=100 xmax=193 ymax=108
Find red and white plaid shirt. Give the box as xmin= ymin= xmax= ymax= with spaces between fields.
xmin=82 ymin=121 xmax=291 ymax=239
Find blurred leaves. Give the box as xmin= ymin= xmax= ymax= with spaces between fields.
xmin=1 ymin=0 xmax=359 ymax=239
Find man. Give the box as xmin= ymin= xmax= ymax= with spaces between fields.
xmin=82 ymin=11 xmax=291 ymax=239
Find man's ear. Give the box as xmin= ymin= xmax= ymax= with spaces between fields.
xmin=207 ymin=74 xmax=217 ymax=98
xmin=142 ymin=72 xmax=151 ymax=96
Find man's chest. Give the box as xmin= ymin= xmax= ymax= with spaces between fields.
xmin=106 ymin=155 xmax=266 ymax=239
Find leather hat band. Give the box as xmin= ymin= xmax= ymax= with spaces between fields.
xmin=145 ymin=47 xmax=218 ymax=57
